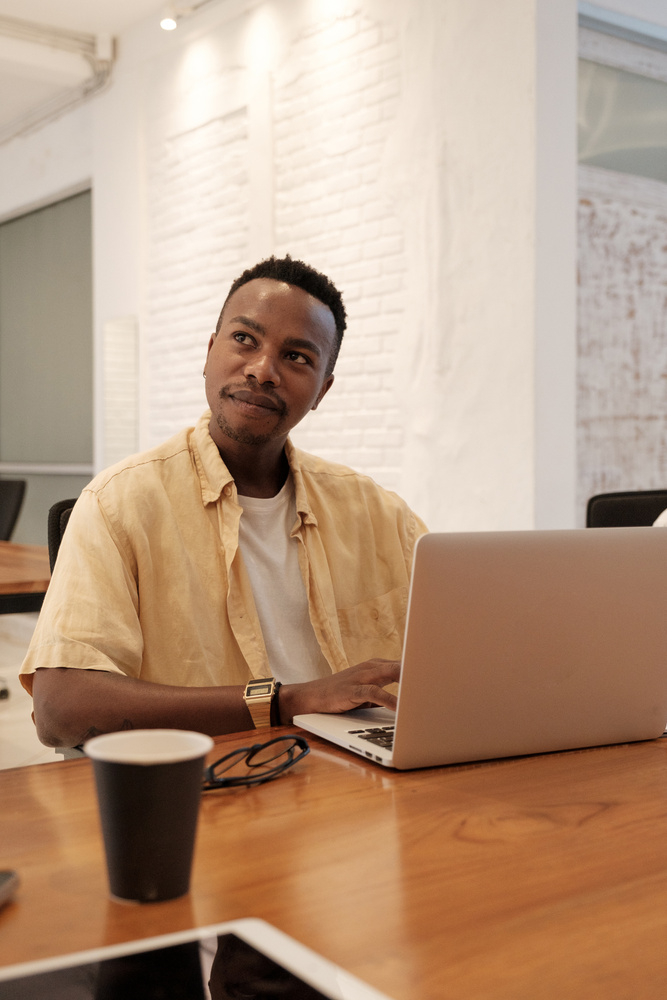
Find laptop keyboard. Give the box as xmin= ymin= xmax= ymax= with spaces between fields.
xmin=348 ymin=725 xmax=395 ymax=750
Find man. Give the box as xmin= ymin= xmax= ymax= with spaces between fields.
xmin=22 ymin=256 xmax=427 ymax=747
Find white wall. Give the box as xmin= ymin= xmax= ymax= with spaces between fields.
xmin=0 ymin=0 xmax=578 ymax=531
xmin=0 ymin=103 xmax=92 ymax=221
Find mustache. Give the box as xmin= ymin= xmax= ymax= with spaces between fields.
xmin=219 ymin=382 xmax=287 ymax=415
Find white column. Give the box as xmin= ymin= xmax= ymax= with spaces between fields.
xmin=534 ymin=0 xmax=577 ymax=529
xmin=389 ymin=0 xmax=577 ymax=530
xmin=91 ymin=69 xmax=145 ymax=467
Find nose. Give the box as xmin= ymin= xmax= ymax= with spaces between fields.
xmin=244 ymin=350 xmax=280 ymax=386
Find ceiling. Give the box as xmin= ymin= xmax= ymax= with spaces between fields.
xmin=3 ymin=0 xmax=667 ymax=38
xmin=0 ymin=1 xmax=666 ymax=145
xmin=0 ymin=0 xmax=163 ymax=37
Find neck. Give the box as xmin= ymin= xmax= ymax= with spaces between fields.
xmin=221 ymin=444 xmax=289 ymax=498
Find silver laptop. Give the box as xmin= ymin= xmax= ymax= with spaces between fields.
xmin=294 ymin=528 xmax=667 ymax=769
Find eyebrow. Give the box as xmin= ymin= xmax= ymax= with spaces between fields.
xmin=229 ymin=316 xmax=323 ymax=358
xmin=229 ymin=315 xmax=265 ymax=334
xmin=283 ymin=337 xmax=323 ymax=358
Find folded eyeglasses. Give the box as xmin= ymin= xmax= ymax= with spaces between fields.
xmin=202 ymin=735 xmax=310 ymax=790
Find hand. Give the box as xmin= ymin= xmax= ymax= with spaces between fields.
xmin=279 ymin=659 xmax=400 ymax=723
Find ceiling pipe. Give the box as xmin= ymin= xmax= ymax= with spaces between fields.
xmin=0 ymin=13 xmax=115 ymax=146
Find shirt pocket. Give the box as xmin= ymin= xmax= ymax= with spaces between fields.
xmin=336 ymin=586 xmax=409 ymax=649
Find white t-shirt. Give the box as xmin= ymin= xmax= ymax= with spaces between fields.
xmin=237 ymin=478 xmax=331 ymax=684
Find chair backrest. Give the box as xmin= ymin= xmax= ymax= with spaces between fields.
xmin=586 ymin=489 xmax=667 ymax=528
xmin=47 ymin=498 xmax=78 ymax=572
xmin=0 ymin=479 xmax=26 ymax=540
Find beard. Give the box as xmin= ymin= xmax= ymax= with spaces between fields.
xmin=213 ymin=410 xmax=277 ymax=447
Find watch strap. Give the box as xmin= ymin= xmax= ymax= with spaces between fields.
xmin=270 ymin=681 xmax=283 ymax=726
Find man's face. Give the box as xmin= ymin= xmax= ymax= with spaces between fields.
xmin=205 ymin=278 xmax=336 ymax=451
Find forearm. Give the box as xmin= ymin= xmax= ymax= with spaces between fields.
xmin=31 ymin=658 xmax=401 ymax=748
xmin=32 ymin=668 xmax=253 ymax=748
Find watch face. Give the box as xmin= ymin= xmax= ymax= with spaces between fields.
xmin=248 ymin=682 xmax=273 ymax=698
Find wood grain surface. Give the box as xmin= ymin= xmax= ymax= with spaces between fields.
xmin=0 ymin=542 xmax=50 ymax=595
xmin=3 ymin=727 xmax=667 ymax=998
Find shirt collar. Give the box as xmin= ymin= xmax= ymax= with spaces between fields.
xmin=192 ymin=411 xmax=317 ymax=525
xmin=192 ymin=412 xmax=234 ymax=504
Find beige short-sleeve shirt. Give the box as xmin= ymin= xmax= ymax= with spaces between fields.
xmin=21 ymin=413 xmax=427 ymax=694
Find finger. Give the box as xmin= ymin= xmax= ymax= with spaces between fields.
xmin=351 ymin=684 xmax=398 ymax=712
xmin=352 ymin=659 xmax=401 ymax=683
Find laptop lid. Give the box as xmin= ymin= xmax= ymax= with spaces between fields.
xmin=296 ymin=528 xmax=667 ymax=770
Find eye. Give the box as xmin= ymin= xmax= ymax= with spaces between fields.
xmin=233 ymin=332 xmax=255 ymax=346
xmin=285 ymin=351 xmax=310 ymax=365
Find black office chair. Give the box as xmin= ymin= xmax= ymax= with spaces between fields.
xmin=47 ymin=498 xmax=85 ymax=760
xmin=586 ymin=489 xmax=667 ymax=528
xmin=0 ymin=479 xmax=26 ymax=540
xmin=47 ymin=498 xmax=78 ymax=572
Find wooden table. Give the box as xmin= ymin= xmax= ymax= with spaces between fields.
xmin=3 ymin=727 xmax=667 ymax=998
xmin=0 ymin=540 xmax=50 ymax=613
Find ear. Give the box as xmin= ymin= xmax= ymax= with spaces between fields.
xmin=311 ymin=374 xmax=334 ymax=411
xmin=205 ymin=331 xmax=217 ymax=362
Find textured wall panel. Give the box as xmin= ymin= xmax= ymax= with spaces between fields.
xmin=577 ymin=164 xmax=667 ymax=522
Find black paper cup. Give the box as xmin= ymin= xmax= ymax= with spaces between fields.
xmin=85 ymin=729 xmax=214 ymax=903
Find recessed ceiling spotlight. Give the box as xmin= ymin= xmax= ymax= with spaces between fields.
xmin=159 ymin=1 xmax=209 ymax=31
xmin=160 ymin=3 xmax=178 ymax=30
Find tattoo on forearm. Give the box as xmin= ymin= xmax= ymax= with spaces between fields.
xmin=79 ymin=726 xmax=101 ymax=744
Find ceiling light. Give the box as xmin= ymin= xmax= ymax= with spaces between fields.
xmin=159 ymin=2 xmax=209 ymax=31
xmin=160 ymin=3 xmax=178 ymax=30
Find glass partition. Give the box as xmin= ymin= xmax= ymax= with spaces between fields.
xmin=0 ymin=190 xmax=93 ymax=545
xmin=579 ymin=58 xmax=667 ymax=183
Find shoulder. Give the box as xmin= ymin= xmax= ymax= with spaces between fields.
xmin=72 ymin=427 xmax=200 ymax=547
xmin=83 ymin=426 xmax=194 ymax=498
xmin=292 ymin=447 xmax=367 ymax=480
xmin=292 ymin=447 xmax=389 ymax=494
xmin=290 ymin=445 xmax=426 ymax=526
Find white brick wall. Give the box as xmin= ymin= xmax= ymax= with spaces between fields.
xmin=145 ymin=109 xmax=251 ymax=446
xmin=273 ymin=12 xmax=405 ymax=490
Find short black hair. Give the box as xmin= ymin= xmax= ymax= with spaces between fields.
xmin=217 ymin=255 xmax=346 ymax=375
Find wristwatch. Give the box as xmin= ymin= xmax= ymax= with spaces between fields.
xmin=243 ymin=677 xmax=280 ymax=729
